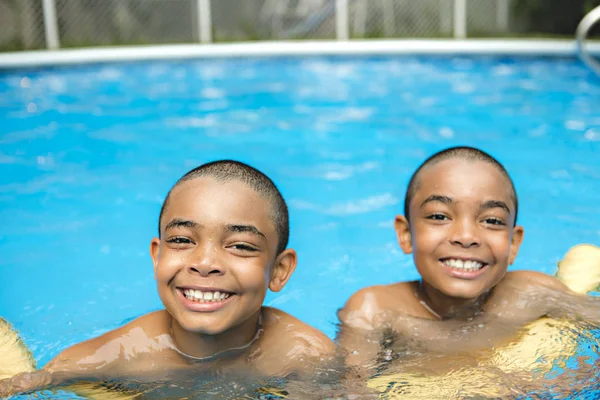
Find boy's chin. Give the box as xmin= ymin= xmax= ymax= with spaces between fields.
xmin=437 ymin=281 xmax=492 ymax=300
xmin=177 ymin=317 xmax=235 ymax=336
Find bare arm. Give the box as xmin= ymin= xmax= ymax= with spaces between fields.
xmin=336 ymin=288 xmax=387 ymax=372
xmin=541 ymin=286 xmax=600 ymax=323
xmin=279 ymin=326 xmax=337 ymax=378
xmin=0 ymin=332 xmax=127 ymax=397
xmin=0 ymin=315 xmax=169 ymax=398
xmin=0 ymin=349 xmax=99 ymax=396
xmin=508 ymin=271 xmax=600 ymax=323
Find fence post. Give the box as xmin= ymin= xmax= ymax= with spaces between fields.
xmin=42 ymin=0 xmax=60 ymax=49
xmin=335 ymin=0 xmax=349 ymax=40
xmin=497 ymin=0 xmax=509 ymax=32
xmin=197 ymin=0 xmax=212 ymax=43
xmin=453 ymin=0 xmax=466 ymax=39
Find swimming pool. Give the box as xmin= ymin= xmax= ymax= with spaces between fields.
xmin=1 ymin=55 xmax=599 ymax=397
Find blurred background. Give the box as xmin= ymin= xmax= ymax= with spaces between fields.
xmin=1 ymin=0 xmax=599 ymax=52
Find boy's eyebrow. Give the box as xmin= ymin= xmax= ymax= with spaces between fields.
xmin=420 ymin=194 xmax=453 ymax=208
xmin=225 ymin=224 xmax=267 ymax=240
xmin=480 ymin=200 xmax=511 ymax=213
xmin=165 ymin=218 xmax=200 ymax=232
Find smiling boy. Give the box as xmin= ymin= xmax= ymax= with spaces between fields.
xmin=338 ymin=146 xmax=600 ymax=373
xmin=1 ymin=160 xmax=334 ymax=398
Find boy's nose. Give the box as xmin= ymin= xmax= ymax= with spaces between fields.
xmin=449 ymin=219 xmax=480 ymax=248
xmin=188 ymin=244 xmax=225 ymax=277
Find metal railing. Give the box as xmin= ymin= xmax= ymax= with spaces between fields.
xmin=576 ymin=4 xmax=600 ymax=75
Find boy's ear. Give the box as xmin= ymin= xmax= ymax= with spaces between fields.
xmin=394 ymin=215 xmax=413 ymax=254
xmin=269 ymin=249 xmax=297 ymax=292
xmin=150 ymin=238 xmax=160 ymax=278
xmin=509 ymin=225 xmax=524 ymax=265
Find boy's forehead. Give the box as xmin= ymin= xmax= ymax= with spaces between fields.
xmin=165 ymin=177 xmax=274 ymax=222
xmin=169 ymin=176 xmax=270 ymax=212
xmin=417 ymin=159 xmax=513 ymax=200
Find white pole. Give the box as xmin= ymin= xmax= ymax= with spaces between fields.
xmin=453 ymin=0 xmax=466 ymax=39
xmin=497 ymin=0 xmax=509 ymax=32
xmin=42 ymin=0 xmax=60 ymax=49
xmin=197 ymin=0 xmax=212 ymax=43
xmin=335 ymin=0 xmax=349 ymax=40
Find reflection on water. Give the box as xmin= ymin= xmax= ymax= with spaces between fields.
xmin=5 ymin=314 xmax=600 ymax=399
xmin=24 ymin=377 xmax=290 ymax=400
xmin=334 ymin=317 xmax=600 ymax=399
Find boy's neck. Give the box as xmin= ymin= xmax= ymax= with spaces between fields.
xmin=169 ymin=309 xmax=263 ymax=361
xmin=418 ymin=281 xmax=490 ymax=320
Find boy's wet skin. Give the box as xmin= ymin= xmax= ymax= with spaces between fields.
xmin=395 ymin=157 xmax=523 ymax=320
xmin=153 ymin=177 xmax=293 ymax=359
xmin=1 ymin=163 xmax=335 ymax=399
xmin=338 ymin=150 xmax=600 ymax=376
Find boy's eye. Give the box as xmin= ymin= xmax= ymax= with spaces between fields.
xmin=485 ymin=218 xmax=505 ymax=226
xmin=229 ymin=243 xmax=259 ymax=253
xmin=165 ymin=237 xmax=194 ymax=245
xmin=426 ymin=213 xmax=448 ymax=221
xmin=483 ymin=217 xmax=505 ymax=226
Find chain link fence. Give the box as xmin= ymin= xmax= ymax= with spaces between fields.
xmin=212 ymin=0 xmax=335 ymax=41
xmin=0 ymin=0 xmax=598 ymax=51
xmin=56 ymin=0 xmax=197 ymax=47
xmin=350 ymin=0 xmax=452 ymax=38
xmin=0 ymin=0 xmax=45 ymax=51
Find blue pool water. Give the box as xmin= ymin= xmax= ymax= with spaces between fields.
xmin=0 ymin=55 xmax=599 ymax=392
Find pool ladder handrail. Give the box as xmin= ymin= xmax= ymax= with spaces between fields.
xmin=576 ymin=4 xmax=600 ymax=76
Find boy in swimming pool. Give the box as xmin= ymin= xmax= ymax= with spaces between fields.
xmin=1 ymin=160 xmax=335 ymax=398
xmin=337 ymin=146 xmax=600 ymax=373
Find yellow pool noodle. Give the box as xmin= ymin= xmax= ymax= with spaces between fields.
xmin=0 ymin=317 xmax=36 ymax=380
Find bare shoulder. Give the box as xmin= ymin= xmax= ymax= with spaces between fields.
xmin=341 ymin=283 xmax=405 ymax=312
xmin=503 ymin=271 xmax=571 ymax=293
xmin=261 ymin=307 xmax=335 ymax=357
xmin=45 ymin=310 xmax=172 ymax=374
xmin=338 ymin=282 xmax=419 ymax=329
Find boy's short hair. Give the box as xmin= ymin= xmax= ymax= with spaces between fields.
xmin=404 ymin=146 xmax=518 ymax=224
xmin=159 ymin=160 xmax=289 ymax=255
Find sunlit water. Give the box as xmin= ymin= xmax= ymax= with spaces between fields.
xmin=1 ymin=55 xmax=600 ymax=398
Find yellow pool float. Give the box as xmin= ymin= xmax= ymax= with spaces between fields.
xmin=368 ymin=244 xmax=600 ymax=399
xmin=0 ymin=317 xmax=36 ymax=380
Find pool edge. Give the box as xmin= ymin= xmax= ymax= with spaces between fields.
xmin=1 ymin=39 xmax=599 ymax=69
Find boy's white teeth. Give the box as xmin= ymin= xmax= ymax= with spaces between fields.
xmin=443 ymin=259 xmax=484 ymax=271
xmin=182 ymin=289 xmax=230 ymax=302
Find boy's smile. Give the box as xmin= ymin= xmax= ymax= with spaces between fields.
xmin=151 ymin=177 xmax=280 ymax=336
xmin=396 ymin=158 xmax=523 ymax=304
xmin=439 ymin=257 xmax=489 ymax=279
xmin=178 ymin=286 xmax=235 ymax=312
